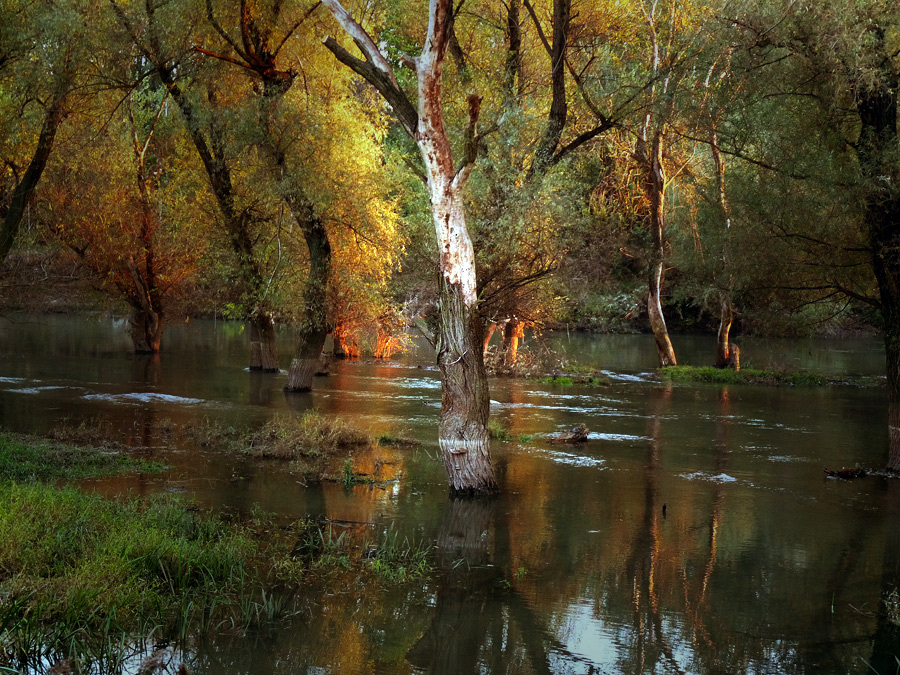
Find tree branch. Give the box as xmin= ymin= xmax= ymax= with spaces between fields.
xmin=321 ymin=36 xmax=418 ymax=137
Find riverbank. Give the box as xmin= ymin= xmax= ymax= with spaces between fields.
xmin=658 ymin=365 xmax=885 ymax=388
xmin=0 ymin=427 xmax=432 ymax=674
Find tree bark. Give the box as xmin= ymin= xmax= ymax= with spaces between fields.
xmin=639 ymin=132 xmax=677 ymax=367
xmin=249 ymin=312 xmax=279 ymax=372
xmin=714 ymin=294 xmax=739 ymax=370
xmin=323 ymin=0 xmax=498 ymax=495
xmin=0 ymin=74 xmax=69 ymax=265
xmin=853 ymin=34 xmax=900 ymax=470
xmin=127 ymin=1 xmax=280 ymax=372
xmin=501 ymin=318 xmax=525 ymax=368
xmin=130 ymin=308 xmax=163 ymax=354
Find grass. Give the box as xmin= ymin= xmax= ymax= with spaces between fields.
xmin=488 ymin=420 xmax=512 ymax=442
xmin=363 ymin=524 xmax=434 ymax=582
xmin=0 ymin=432 xmax=163 ymax=483
xmin=532 ymin=372 xmax=611 ymax=386
xmin=0 ymin=485 xmax=436 ymax=671
xmin=0 ymin=484 xmax=272 ymax=671
xmin=659 ymin=365 xmax=883 ymax=387
xmin=184 ymin=412 xmax=373 ymax=478
xmin=0 ymin=417 xmax=431 ymax=671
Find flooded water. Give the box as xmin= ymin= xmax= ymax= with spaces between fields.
xmin=1 ymin=314 xmax=898 ymax=674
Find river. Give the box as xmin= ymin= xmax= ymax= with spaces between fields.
xmin=0 ymin=314 xmax=897 ymax=674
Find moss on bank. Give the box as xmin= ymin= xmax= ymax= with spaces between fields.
xmin=659 ymin=365 xmax=884 ymax=387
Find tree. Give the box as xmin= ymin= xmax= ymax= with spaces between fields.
xmin=0 ymin=0 xmax=78 ymax=266
xmin=195 ymin=0 xmax=334 ymax=391
xmin=719 ymin=0 xmax=900 ymax=467
xmin=42 ymin=80 xmax=204 ymax=352
xmin=322 ymin=0 xmax=498 ymax=495
xmin=111 ymin=0 xmax=297 ymax=371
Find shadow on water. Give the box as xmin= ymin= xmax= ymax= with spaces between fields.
xmin=2 ymin=315 xmax=900 ymax=673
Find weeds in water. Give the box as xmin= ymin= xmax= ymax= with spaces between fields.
xmin=342 ymin=459 xmax=355 ymax=489
xmin=0 ymin=484 xmax=268 ymax=669
xmin=884 ymin=587 xmax=900 ymax=627
xmin=364 ymin=524 xmax=433 ymax=582
xmin=488 ymin=420 xmax=511 ymax=442
xmin=518 ymin=434 xmax=535 ymax=443
xmin=375 ymin=432 xmax=419 ymax=447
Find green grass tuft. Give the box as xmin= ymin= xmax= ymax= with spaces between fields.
xmin=488 ymin=420 xmax=512 ymax=442
xmin=0 ymin=432 xmax=162 ymax=483
xmin=659 ymin=365 xmax=835 ymax=387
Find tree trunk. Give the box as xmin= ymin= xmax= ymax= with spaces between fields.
xmin=501 ymin=318 xmax=525 ymax=368
xmin=249 ymin=313 xmax=279 ymax=372
xmin=322 ymin=0 xmax=497 ymax=494
xmin=130 ymin=308 xmax=163 ymax=354
xmin=437 ymin=272 xmax=497 ymax=495
xmin=285 ymin=327 xmax=328 ymax=392
xmin=0 ymin=75 xmax=69 ymax=265
xmin=482 ymin=321 xmax=497 ymax=359
xmin=648 ymin=261 xmax=677 ymax=367
xmin=854 ymin=45 xmax=900 ymax=471
xmin=637 ymin=130 xmax=676 ymax=368
xmin=714 ymin=294 xmax=739 ymax=370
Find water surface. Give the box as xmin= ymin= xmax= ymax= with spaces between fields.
xmin=0 ymin=315 xmax=897 ymax=674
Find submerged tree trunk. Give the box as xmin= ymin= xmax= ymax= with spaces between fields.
xmin=283 ymin=210 xmax=331 ymax=391
xmin=130 ymin=308 xmax=163 ymax=354
xmin=639 ymin=132 xmax=677 ymax=368
xmin=648 ymin=261 xmax=677 ymax=367
xmin=324 ymin=0 xmax=498 ymax=495
xmin=714 ymin=294 xmax=739 ymax=370
xmin=854 ymin=40 xmax=900 ymax=471
xmin=482 ymin=321 xmax=498 ymax=360
xmin=249 ymin=313 xmax=279 ymax=372
xmin=501 ymin=318 xmax=525 ymax=368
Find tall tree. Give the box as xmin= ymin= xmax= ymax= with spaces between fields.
xmin=196 ymin=0 xmax=334 ymax=391
xmin=722 ymin=0 xmax=900 ymax=468
xmin=0 ymin=0 xmax=78 ymax=266
xmin=322 ymin=0 xmax=498 ymax=494
xmin=111 ymin=0 xmax=286 ymax=370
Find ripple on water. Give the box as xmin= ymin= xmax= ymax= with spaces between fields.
xmin=82 ymin=392 xmax=206 ymax=405
xmin=8 ymin=385 xmax=76 ymax=395
xmin=679 ymin=471 xmax=738 ymax=484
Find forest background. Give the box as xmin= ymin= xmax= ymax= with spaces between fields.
xmin=0 ymin=0 xmax=897 ymax=408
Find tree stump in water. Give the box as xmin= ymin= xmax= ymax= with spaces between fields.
xmin=550 ymin=425 xmax=589 ymax=444
xmin=715 ymin=343 xmax=740 ymax=370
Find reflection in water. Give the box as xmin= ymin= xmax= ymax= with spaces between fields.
xmin=0 ymin=316 xmax=898 ymax=673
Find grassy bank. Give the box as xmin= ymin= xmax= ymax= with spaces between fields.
xmin=0 ymin=431 xmax=162 ymax=483
xmin=659 ymin=365 xmax=884 ymax=387
xmin=0 ymin=423 xmax=432 ymax=673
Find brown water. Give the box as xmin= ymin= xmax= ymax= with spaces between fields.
xmin=1 ymin=314 xmax=898 ymax=674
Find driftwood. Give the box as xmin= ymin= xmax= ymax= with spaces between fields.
xmin=824 ymin=466 xmax=867 ymax=480
xmin=550 ymin=425 xmax=589 ymax=444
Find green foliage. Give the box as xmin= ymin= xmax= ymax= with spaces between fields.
xmin=0 ymin=485 xmax=264 ymax=667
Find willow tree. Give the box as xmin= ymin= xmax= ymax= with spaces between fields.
xmin=42 ymin=81 xmax=204 ymax=353
xmin=323 ymin=0 xmax=497 ymax=495
xmin=110 ymin=0 xmax=286 ymax=371
xmin=0 ymin=0 xmax=79 ymax=266
xmin=194 ymin=0 xmax=335 ymax=391
xmin=718 ymin=0 xmax=900 ymax=467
